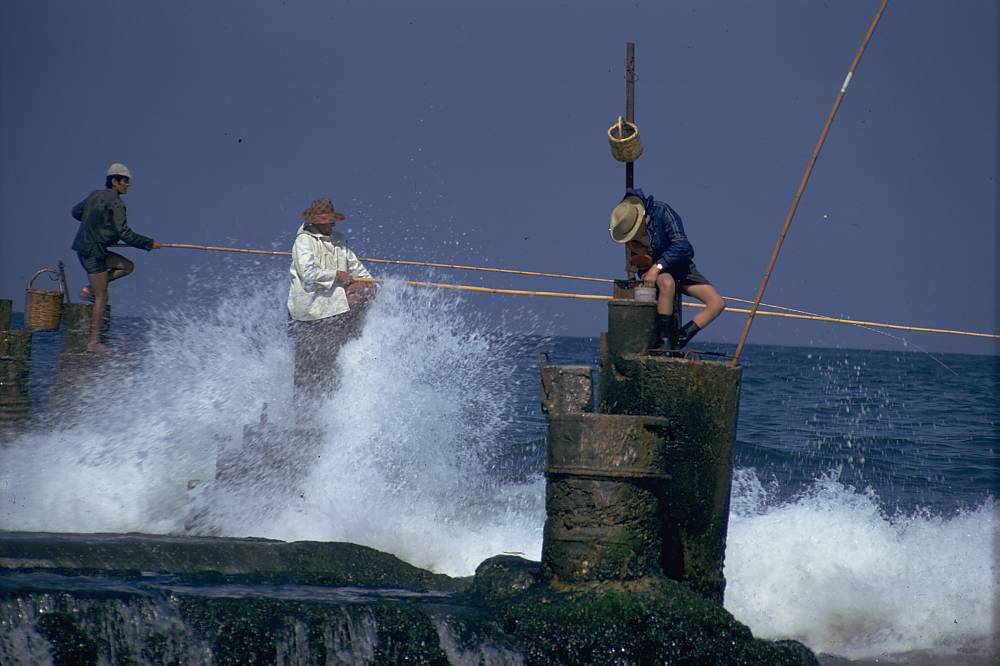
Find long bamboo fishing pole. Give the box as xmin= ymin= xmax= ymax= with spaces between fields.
xmin=155 ymin=241 xmax=998 ymax=340
xmin=351 ymin=277 xmax=998 ymax=340
xmin=729 ymin=0 xmax=890 ymax=366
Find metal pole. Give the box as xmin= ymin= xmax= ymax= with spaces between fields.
xmin=730 ymin=0 xmax=890 ymax=366
xmin=624 ymin=42 xmax=636 ymax=281
xmin=625 ymin=42 xmax=636 ymax=191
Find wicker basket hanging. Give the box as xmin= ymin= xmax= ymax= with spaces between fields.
xmin=608 ymin=116 xmax=643 ymax=163
xmin=25 ymin=268 xmax=64 ymax=331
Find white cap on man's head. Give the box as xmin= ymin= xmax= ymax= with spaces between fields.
xmin=106 ymin=163 xmax=132 ymax=179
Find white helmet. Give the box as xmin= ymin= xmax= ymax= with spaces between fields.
xmin=106 ymin=163 xmax=132 ymax=179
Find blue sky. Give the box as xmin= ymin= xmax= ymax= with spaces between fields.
xmin=1 ymin=1 xmax=996 ymax=354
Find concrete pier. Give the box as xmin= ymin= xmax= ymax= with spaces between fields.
xmin=541 ymin=298 xmax=741 ymax=602
xmin=0 ymin=299 xmax=11 ymax=331
xmin=45 ymin=303 xmax=125 ymax=426
xmin=60 ymin=302 xmax=110 ymax=353
xmin=0 ymin=329 xmax=33 ymax=443
xmin=544 ymin=413 xmax=672 ymax=582
xmin=216 ymin=421 xmax=322 ymax=491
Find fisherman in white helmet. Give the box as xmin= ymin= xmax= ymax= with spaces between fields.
xmin=71 ymin=163 xmax=161 ymax=353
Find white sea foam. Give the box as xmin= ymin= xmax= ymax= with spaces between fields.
xmin=190 ymin=277 xmax=547 ymax=574
xmin=725 ymin=468 xmax=997 ymax=659
xmin=0 ymin=274 xmax=545 ymax=573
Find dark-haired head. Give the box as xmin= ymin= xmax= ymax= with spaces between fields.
xmin=106 ymin=174 xmax=130 ymax=189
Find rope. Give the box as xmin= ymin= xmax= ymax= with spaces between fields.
xmin=155 ymin=242 xmax=999 ymax=340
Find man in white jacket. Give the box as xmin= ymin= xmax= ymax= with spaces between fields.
xmin=287 ymin=197 xmax=374 ymax=404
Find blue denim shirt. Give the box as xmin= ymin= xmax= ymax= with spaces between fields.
xmin=625 ymin=188 xmax=694 ymax=269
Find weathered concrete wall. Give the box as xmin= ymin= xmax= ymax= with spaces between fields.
xmin=544 ymin=297 xmax=743 ymax=603
xmin=42 ymin=353 xmax=141 ymax=435
xmin=599 ymin=353 xmax=742 ymax=602
xmin=543 ymin=413 xmax=672 ymax=582
xmin=0 ymin=532 xmax=464 ymax=590
xmin=0 ymin=330 xmax=32 ymax=443
xmin=540 ymin=364 xmax=592 ymax=415
xmin=0 ymin=533 xmax=818 ymax=665
xmin=606 ymin=298 xmax=657 ymax=358
xmin=0 ymin=299 xmax=11 ymax=331
xmin=61 ymin=302 xmax=110 ymax=353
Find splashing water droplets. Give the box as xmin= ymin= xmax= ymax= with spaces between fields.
xmin=0 ymin=273 xmax=544 ymax=574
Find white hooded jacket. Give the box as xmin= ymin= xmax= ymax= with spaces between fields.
xmin=287 ymin=224 xmax=372 ymax=321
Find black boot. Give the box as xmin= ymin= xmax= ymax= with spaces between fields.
xmin=677 ymin=321 xmax=701 ymax=349
xmin=652 ymin=314 xmax=679 ymax=352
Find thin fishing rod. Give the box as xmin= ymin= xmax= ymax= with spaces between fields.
xmin=158 ymin=243 xmax=612 ymax=283
xmin=730 ymin=0 xmax=891 ymax=367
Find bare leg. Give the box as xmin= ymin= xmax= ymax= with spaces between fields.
xmin=655 ymin=272 xmax=676 ymax=315
xmin=683 ymin=283 xmax=726 ymax=329
xmin=86 ymin=271 xmax=110 ymax=352
xmin=81 ymin=253 xmax=134 ymax=302
xmin=104 ymin=252 xmax=135 ymax=282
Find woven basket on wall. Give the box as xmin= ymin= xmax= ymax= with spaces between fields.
xmin=25 ymin=268 xmax=64 ymax=331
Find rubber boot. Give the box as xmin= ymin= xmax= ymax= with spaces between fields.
xmin=652 ymin=314 xmax=679 ymax=352
xmin=677 ymin=321 xmax=701 ymax=349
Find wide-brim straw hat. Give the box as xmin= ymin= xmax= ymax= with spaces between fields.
xmin=609 ymin=195 xmax=647 ymax=243
xmin=302 ymin=197 xmax=346 ymax=225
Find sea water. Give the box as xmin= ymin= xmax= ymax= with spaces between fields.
xmin=0 ymin=273 xmax=995 ymax=662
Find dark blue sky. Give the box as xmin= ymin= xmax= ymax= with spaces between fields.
xmin=1 ymin=1 xmax=996 ymax=354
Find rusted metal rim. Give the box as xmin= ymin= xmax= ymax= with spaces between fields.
xmin=545 ymin=465 xmax=671 ymax=481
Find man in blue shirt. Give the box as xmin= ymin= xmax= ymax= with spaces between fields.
xmin=610 ymin=188 xmax=725 ymax=351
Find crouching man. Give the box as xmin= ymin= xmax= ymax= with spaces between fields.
xmin=610 ymin=188 xmax=725 ymax=350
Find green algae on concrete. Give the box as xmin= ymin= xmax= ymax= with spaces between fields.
xmin=544 ymin=413 xmax=675 ymax=583
xmin=1 ymin=547 xmax=818 ymax=664
xmin=0 ymin=531 xmax=466 ymax=592
xmin=598 ymin=353 xmax=742 ymax=602
xmin=472 ymin=555 xmax=817 ymax=666
xmin=179 ymin=596 xmax=451 ymax=665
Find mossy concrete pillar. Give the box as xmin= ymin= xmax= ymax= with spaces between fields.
xmin=216 ymin=423 xmax=323 ymax=487
xmin=540 ymin=364 xmax=592 ymax=415
xmin=0 ymin=330 xmax=32 ymax=443
xmin=543 ymin=412 xmax=672 ymax=583
xmin=0 ymin=299 xmax=11 ymax=330
xmin=543 ymin=296 xmax=742 ymax=603
xmin=61 ymin=302 xmax=111 ymax=353
xmin=606 ymin=299 xmax=657 ymax=358
xmin=600 ymin=354 xmax=741 ymax=603
xmin=45 ymin=353 xmax=137 ymax=426
xmin=0 ymin=331 xmax=32 ymax=361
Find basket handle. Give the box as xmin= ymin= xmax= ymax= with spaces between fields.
xmin=27 ymin=268 xmax=65 ymax=294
